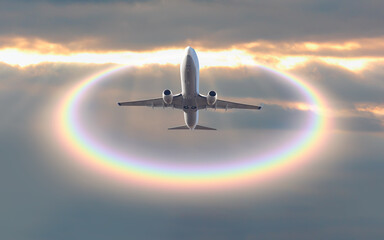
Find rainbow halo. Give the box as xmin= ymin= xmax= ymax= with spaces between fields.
xmin=56 ymin=64 xmax=328 ymax=192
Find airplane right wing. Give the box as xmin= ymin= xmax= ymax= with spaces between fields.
xmin=214 ymin=99 xmax=262 ymax=110
xmin=118 ymin=94 xmax=183 ymax=109
xmin=196 ymin=95 xmax=262 ymax=110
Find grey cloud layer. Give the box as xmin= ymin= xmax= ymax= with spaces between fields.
xmin=1 ymin=61 xmax=383 ymax=176
xmin=2 ymin=122 xmax=384 ymax=240
xmin=1 ymin=61 xmax=384 ymax=239
xmin=1 ymin=61 xmax=383 ymax=134
xmin=1 ymin=0 xmax=384 ymax=50
xmin=296 ymin=62 xmax=384 ymax=104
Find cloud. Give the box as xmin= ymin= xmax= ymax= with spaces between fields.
xmin=4 ymin=133 xmax=383 ymax=240
xmin=295 ymin=61 xmax=384 ymax=105
xmin=1 ymin=59 xmax=383 ymax=134
xmin=356 ymin=103 xmax=384 ymax=116
xmin=42 ymin=0 xmax=151 ymax=3
xmin=0 ymin=0 xmax=384 ymax=50
xmin=1 ymin=60 xmax=384 ymax=239
xmin=2 ymin=38 xmax=384 ymax=76
xmin=336 ymin=116 xmax=384 ymax=132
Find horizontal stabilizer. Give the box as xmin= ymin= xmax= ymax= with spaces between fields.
xmin=168 ymin=125 xmax=217 ymax=130
xmin=168 ymin=125 xmax=190 ymax=130
xmin=195 ymin=125 xmax=216 ymax=130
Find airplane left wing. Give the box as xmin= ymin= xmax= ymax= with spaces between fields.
xmin=196 ymin=95 xmax=262 ymax=110
xmin=118 ymin=94 xmax=183 ymax=109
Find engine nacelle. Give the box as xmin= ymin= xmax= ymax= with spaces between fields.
xmin=207 ymin=90 xmax=217 ymax=106
xmin=162 ymin=89 xmax=173 ymax=104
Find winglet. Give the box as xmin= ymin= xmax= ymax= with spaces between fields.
xmin=117 ymin=102 xmax=122 ymax=106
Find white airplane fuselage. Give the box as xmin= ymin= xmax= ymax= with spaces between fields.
xmin=180 ymin=46 xmax=200 ymax=129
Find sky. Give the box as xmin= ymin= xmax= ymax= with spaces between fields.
xmin=1 ymin=0 xmax=384 ymax=239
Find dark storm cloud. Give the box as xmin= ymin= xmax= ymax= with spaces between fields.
xmin=0 ymin=0 xmax=383 ymax=50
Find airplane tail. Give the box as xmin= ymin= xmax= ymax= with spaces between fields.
xmin=168 ymin=125 xmax=216 ymax=130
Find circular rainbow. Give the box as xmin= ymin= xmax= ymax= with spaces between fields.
xmin=56 ymin=64 xmax=328 ymax=192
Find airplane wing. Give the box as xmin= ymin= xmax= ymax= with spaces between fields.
xmin=214 ymin=99 xmax=262 ymax=110
xmin=196 ymin=95 xmax=262 ymax=110
xmin=118 ymin=94 xmax=183 ymax=109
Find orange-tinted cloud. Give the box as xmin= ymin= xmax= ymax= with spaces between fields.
xmin=1 ymin=37 xmax=384 ymax=72
xmin=356 ymin=104 xmax=384 ymax=116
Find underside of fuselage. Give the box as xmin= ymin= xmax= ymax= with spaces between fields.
xmin=180 ymin=46 xmax=200 ymax=129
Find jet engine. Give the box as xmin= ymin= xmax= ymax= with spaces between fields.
xmin=162 ymin=89 xmax=173 ymax=104
xmin=207 ymin=90 xmax=217 ymax=106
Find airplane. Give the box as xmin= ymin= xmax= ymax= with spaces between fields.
xmin=118 ymin=46 xmax=262 ymax=130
